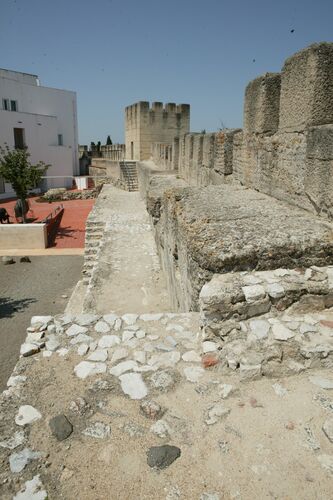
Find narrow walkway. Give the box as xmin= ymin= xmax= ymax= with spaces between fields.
xmin=86 ymin=186 xmax=170 ymax=314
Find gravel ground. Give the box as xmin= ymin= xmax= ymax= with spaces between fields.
xmin=0 ymin=256 xmax=83 ymax=391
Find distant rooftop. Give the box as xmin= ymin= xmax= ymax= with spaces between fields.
xmin=0 ymin=68 xmax=40 ymax=86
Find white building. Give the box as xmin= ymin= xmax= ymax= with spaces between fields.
xmin=0 ymin=68 xmax=79 ymax=199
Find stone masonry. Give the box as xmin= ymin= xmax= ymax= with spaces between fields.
xmin=125 ymin=102 xmax=190 ymax=161
xmin=3 ymin=42 xmax=333 ymax=499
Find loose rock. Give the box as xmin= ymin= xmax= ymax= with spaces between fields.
xmin=15 ymin=405 xmax=42 ymax=426
xmin=140 ymin=400 xmax=164 ymax=420
xmin=147 ymin=445 xmax=181 ymax=469
xmin=49 ymin=414 xmax=73 ymax=441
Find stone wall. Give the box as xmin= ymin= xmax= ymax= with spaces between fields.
xmin=233 ymin=42 xmax=333 ymax=218
xmin=176 ymin=130 xmax=241 ymax=186
xmin=169 ymin=43 xmax=333 ymax=219
xmin=125 ymin=102 xmax=190 ymax=161
xmin=151 ymin=142 xmax=173 ymax=170
xmin=90 ymin=158 xmax=121 ymax=180
xmin=145 ymin=182 xmax=333 ymax=311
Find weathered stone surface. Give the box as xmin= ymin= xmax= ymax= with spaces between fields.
xmin=122 ymin=313 xmax=138 ymax=325
xmin=272 ymin=323 xmax=295 ymax=341
xmin=150 ymin=370 xmax=176 ymax=391
xmin=202 ymin=341 xmax=218 ymax=353
xmin=13 ymin=474 xmax=47 ymax=500
xmin=150 ymin=419 xmax=171 ymax=438
xmin=45 ymin=335 xmax=60 ymax=352
xmin=82 ymin=422 xmax=111 ymax=439
xmin=70 ymin=333 xmax=93 ymax=344
xmin=147 ymin=445 xmax=181 ymax=469
xmin=0 ymin=431 xmax=25 ymax=450
xmin=182 ymin=350 xmax=201 ymax=362
xmin=75 ymin=314 xmax=99 ymax=326
xmin=242 ymin=285 xmax=266 ymax=302
xmin=317 ymin=454 xmax=333 ymax=474
xmin=94 ymin=320 xmax=110 ymax=333
xmin=7 ymin=375 xmax=26 ymax=387
xmin=240 ymin=363 xmax=262 ymax=381
xmin=111 ymin=347 xmax=129 ymax=363
xmin=110 ymin=360 xmax=138 ymax=376
xmin=74 ymin=361 xmax=107 ymax=379
xmin=49 ymin=414 xmax=73 ymax=441
xmin=205 ymin=403 xmax=231 ymax=425
xmin=279 ymin=43 xmax=333 ymax=132
xmin=244 ymin=72 xmax=281 ymax=135
xmin=156 ymin=184 xmax=333 ymax=310
xmin=98 ymin=335 xmax=120 ymax=348
xmin=272 ymin=383 xmax=288 ymax=397
xmin=15 ymin=406 xmax=42 ymax=426
xmin=20 ymin=343 xmax=40 ymax=357
xmin=31 ymin=316 xmax=52 ymax=328
xmin=119 ymin=373 xmax=148 ymax=399
xmin=87 ymin=349 xmax=108 ymax=362
xmin=184 ymin=366 xmax=205 ymax=383
xmin=249 ymin=319 xmax=270 ymax=339
xmin=309 ymin=376 xmax=333 ymax=390
xmin=322 ymin=418 xmax=333 ymax=443
xmin=140 ymin=400 xmax=164 ymax=420
xmin=77 ymin=343 xmax=89 ymax=356
xmin=66 ymin=324 xmax=88 ymax=337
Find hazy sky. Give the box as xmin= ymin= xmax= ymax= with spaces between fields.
xmin=1 ymin=0 xmax=332 ymax=144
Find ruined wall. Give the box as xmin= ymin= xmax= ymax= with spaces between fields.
xmin=234 ymin=43 xmax=333 ymax=218
xmin=125 ymin=101 xmax=190 ymax=161
xmin=177 ymin=129 xmax=241 ymax=186
xmin=151 ymin=142 xmax=173 ymax=170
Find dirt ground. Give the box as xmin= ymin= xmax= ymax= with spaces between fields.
xmin=0 ymin=256 xmax=83 ymax=391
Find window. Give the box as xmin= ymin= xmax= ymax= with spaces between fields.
xmin=57 ymin=134 xmax=63 ymax=146
xmin=0 ymin=177 xmax=5 ymax=194
xmin=2 ymin=99 xmax=18 ymax=111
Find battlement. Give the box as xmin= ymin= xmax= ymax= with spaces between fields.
xmin=125 ymin=101 xmax=190 ymax=160
xmin=125 ymin=101 xmax=190 ymax=115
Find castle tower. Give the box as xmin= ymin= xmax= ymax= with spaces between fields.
xmin=125 ymin=101 xmax=190 ymax=160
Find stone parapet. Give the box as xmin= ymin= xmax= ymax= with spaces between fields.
xmin=147 ymin=183 xmax=333 ymax=311
xmin=244 ymin=72 xmax=281 ymax=135
xmin=279 ymin=43 xmax=333 ymax=133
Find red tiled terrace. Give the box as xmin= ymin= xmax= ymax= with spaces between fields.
xmin=0 ymin=196 xmax=95 ymax=248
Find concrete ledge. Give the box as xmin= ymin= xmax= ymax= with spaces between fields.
xmin=0 ymin=223 xmax=47 ymax=250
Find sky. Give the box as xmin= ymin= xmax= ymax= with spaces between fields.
xmin=0 ymin=0 xmax=332 ymax=145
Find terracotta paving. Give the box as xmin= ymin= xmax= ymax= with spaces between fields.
xmin=0 ymin=196 xmax=95 ymax=248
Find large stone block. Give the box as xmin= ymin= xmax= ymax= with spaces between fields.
xmin=152 ymin=184 xmax=333 ymax=310
xmin=244 ymin=73 xmax=281 ymax=135
xmin=279 ymin=43 xmax=333 ymax=132
xmin=304 ymin=125 xmax=333 ymax=218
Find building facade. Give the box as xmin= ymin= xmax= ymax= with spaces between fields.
xmin=0 ymin=69 xmax=79 ymax=199
xmin=125 ymin=101 xmax=190 ymax=161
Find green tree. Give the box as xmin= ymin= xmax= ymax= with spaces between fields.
xmin=0 ymin=144 xmax=49 ymax=222
xmin=106 ymin=135 xmax=112 ymax=145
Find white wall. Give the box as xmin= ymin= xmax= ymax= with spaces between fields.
xmin=0 ymin=70 xmax=79 ymax=197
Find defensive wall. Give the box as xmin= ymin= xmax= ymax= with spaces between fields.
xmin=139 ymin=42 xmax=333 ymax=314
xmin=151 ymin=43 xmax=333 ymax=220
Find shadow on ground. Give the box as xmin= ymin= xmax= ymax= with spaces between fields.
xmin=0 ymin=296 xmax=37 ymax=319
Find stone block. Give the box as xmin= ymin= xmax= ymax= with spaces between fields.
xmin=154 ymin=184 xmax=333 ymax=310
xmin=279 ymin=43 xmax=333 ymax=132
xmin=244 ymin=73 xmax=281 ymax=135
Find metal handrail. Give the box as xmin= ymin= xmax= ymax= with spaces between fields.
xmin=39 ymin=204 xmax=64 ymax=224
